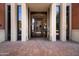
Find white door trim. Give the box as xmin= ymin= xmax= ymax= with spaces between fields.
xmin=5 ymin=3 xmax=8 ymax=41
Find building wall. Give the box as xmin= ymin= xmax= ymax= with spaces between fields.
xmin=0 ymin=4 xmax=5 ymax=29
xmin=72 ymin=3 xmax=79 ymax=42
xmin=72 ymin=3 xmax=79 ymax=29
xmin=0 ymin=3 xmax=5 ymax=42
xmin=0 ymin=3 xmax=79 ymax=42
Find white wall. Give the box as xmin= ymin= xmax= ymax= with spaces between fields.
xmin=72 ymin=29 xmax=79 ymax=42
xmin=0 ymin=30 xmax=5 ymax=42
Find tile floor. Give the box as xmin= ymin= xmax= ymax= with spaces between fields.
xmin=0 ymin=38 xmax=79 ymax=56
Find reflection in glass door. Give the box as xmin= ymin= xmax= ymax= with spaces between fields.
xmin=56 ymin=6 xmax=60 ymax=40
xmin=17 ymin=5 xmax=22 ymax=41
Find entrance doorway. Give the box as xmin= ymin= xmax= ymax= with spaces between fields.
xmin=31 ymin=12 xmax=47 ymax=38
xmin=6 ymin=4 xmax=71 ymax=41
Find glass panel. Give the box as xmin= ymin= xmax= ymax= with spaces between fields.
xmin=7 ymin=5 xmax=11 ymax=41
xmin=66 ymin=6 xmax=70 ymax=40
xmin=17 ymin=5 xmax=22 ymax=41
xmin=56 ymin=6 xmax=60 ymax=40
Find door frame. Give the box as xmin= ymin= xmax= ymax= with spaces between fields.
xmin=5 ymin=3 xmax=11 ymax=41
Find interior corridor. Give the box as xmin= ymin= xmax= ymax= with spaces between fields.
xmin=31 ymin=12 xmax=47 ymax=38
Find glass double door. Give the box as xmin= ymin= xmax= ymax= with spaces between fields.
xmin=31 ymin=17 xmax=47 ymax=38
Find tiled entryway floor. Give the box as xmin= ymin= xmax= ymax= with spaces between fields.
xmin=0 ymin=38 xmax=79 ymax=56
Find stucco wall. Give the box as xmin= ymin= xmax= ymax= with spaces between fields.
xmin=72 ymin=3 xmax=79 ymax=42
xmin=0 ymin=30 xmax=5 ymax=42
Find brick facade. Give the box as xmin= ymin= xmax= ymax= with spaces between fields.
xmin=0 ymin=3 xmax=79 ymax=30
xmin=0 ymin=3 xmax=5 ymax=29
xmin=72 ymin=3 xmax=79 ymax=29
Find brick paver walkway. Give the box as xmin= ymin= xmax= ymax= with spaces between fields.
xmin=0 ymin=38 xmax=79 ymax=56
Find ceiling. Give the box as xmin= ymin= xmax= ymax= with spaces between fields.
xmin=27 ymin=3 xmax=51 ymax=12
xmin=32 ymin=13 xmax=47 ymax=18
